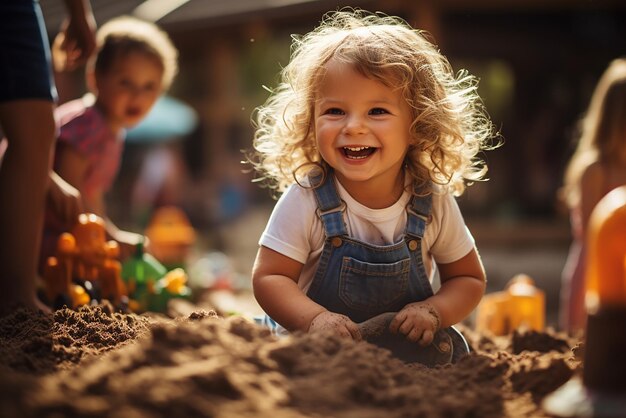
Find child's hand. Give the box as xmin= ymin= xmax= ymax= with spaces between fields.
xmin=308 ymin=311 xmax=362 ymax=341
xmin=47 ymin=172 xmax=83 ymax=228
xmin=389 ymin=302 xmax=441 ymax=346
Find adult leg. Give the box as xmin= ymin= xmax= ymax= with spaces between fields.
xmin=0 ymin=100 xmax=56 ymax=315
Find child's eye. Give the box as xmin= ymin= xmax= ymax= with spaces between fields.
xmin=143 ymin=83 xmax=158 ymax=92
xmin=324 ymin=108 xmax=344 ymax=115
xmin=369 ymin=107 xmax=389 ymax=115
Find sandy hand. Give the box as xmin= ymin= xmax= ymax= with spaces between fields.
xmin=389 ymin=302 xmax=441 ymax=346
xmin=308 ymin=311 xmax=362 ymax=341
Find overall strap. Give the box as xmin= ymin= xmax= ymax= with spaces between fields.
xmin=310 ymin=170 xmax=348 ymax=237
xmin=406 ymin=184 xmax=432 ymax=239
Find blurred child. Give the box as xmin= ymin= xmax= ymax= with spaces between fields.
xmin=0 ymin=0 xmax=95 ymax=315
xmin=559 ymin=58 xmax=626 ymax=333
xmin=250 ymin=10 xmax=496 ymax=352
xmin=42 ymin=16 xmax=178 ymax=267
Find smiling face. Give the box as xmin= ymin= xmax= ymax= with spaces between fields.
xmin=314 ymin=59 xmax=414 ymax=206
xmin=93 ymin=51 xmax=164 ymax=133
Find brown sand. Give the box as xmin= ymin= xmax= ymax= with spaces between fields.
xmin=0 ymin=304 xmax=580 ymax=418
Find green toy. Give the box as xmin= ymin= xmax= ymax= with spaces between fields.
xmin=121 ymin=242 xmax=191 ymax=312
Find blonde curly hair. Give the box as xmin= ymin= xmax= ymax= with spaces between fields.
xmin=251 ymin=9 xmax=496 ymax=196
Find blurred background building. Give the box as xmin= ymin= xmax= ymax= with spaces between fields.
xmin=40 ymin=0 xmax=626 ymax=325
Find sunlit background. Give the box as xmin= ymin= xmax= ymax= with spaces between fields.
xmin=40 ymin=0 xmax=626 ymax=325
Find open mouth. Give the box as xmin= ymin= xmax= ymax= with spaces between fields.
xmin=342 ymin=146 xmax=377 ymax=160
xmin=126 ymin=108 xmax=142 ymax=118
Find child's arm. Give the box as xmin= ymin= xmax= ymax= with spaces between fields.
xmin=56 ymin=145 xmax=143 ymax=259
xmin=86 ymin=189 xmax=144 ymax=260
xmin=252 ymin=245 xmax=361 ymax=339
xmin=103 ymin=221 xmax=143 ymax=260
xmin=54 ymin=144 xmax=89 ymax=193
xmin=429 ymin=247 xmax=486 ymax=326
xmin=55 ymin=145 xmax=106 ymax=217
xmin=390 ymin=247 xmax=485 ymax=345
xmin=47 ymin=171 xmax=83 ymax=227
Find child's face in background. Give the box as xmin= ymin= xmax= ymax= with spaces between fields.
xmin=94 ymin=52 xmax=164 ymax=131
xmin=314 ymin=59 xmax=413 ymax=196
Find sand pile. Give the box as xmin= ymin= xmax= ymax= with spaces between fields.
xmin=0 ymin=305 xmax=579 ymax=418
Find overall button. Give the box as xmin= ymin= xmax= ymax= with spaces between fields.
xmin=331 ymin=237 xmax=342 ymax=247
xmin=408 ymin=240 xmax=418 ymax=251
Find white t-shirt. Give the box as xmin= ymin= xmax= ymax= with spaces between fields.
xmin=259 ymin=178 xmax=475 ymax=293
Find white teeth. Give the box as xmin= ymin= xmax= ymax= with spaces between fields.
xmin=344 ymin=146 xmax=369 ymax=151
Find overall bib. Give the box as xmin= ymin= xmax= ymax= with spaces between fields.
xmin=306 ymin=171 xmax=469 ymax=364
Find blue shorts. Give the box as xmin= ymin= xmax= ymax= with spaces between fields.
xmin=0 ymin=0 xmax=57 ymax=103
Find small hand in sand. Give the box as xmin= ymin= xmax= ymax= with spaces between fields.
xmin=389 ymin=302 xmax=441 ymax=345
xmin=309 ymin=311 xmax=362 ymax=341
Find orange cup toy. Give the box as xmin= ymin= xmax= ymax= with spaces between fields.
xmin=475 ymin=274 xmax=545 ymax=336
xmin=544 ymin=186 xmax=626 ymax=417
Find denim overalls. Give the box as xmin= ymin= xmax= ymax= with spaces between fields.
xmin=306 ymin=170 xmax=469 ymax=363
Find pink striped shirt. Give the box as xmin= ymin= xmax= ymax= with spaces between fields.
xmin=54 ymin=97 xmax=125 ymax=198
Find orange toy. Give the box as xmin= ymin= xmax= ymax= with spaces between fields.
xmin=43 ymin=213 xmax=127 ymax=309
xmin=544 ymin=186 xmax=626 ymax=416
xmin=582 ymin=186 xmax=626 ymax=393
xmin=43 ymin=233 xmax=89 ymax=308
xmin=475 ymin=274 xmax=545 ymax=336
xmin=585 ymin=186 xmax=626 ymax=309
xmin=145 ymin=206 xmax=196 ymax=268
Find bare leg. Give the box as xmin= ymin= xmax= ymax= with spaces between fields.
xmin=0 ymin=100 xmax=56 ymax=315
xmin=559 ymin=241 xmax=586 ymax=333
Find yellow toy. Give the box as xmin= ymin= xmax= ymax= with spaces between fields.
xmin=121 ymin=242 xmax=192 ymax=313
xmin=475 ymin=274 xmax=545 ymax=336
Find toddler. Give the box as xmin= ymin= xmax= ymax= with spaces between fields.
xmin=250 ymin=10 xmax=497 ymax=358
xmin=42 ymin=15 xmax=178 ymax=266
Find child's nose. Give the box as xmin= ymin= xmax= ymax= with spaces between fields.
xmin=129 ymin=88 xmax=152 ymax=104
xmin=343 ymin=115 xmax=367 ymax=135
xmin=125 ymin=85 xmax=141 ymax=100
